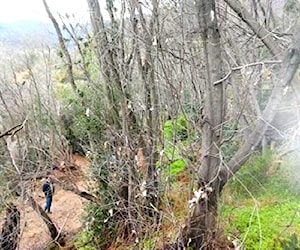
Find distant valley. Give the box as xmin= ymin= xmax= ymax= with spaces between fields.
xmin=0 ymin=20 xmax=56 ymax=48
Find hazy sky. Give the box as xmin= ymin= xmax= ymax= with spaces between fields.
xmin=0 ymin=0 xmax=90 ymax=22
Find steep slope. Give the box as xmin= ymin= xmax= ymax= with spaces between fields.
xmin=18 ymin=154 xmax=91 ymax=250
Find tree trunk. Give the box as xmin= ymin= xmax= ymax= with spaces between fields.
xmin=43 ymin=0 xmax=79 ymax=97
xmin=220 ymin=0 xmax=300 ymax=182
xmin=0 ymin=204 xmax=20 ymax=250
xmin=183 ymin=0 xmax=225 ymax=248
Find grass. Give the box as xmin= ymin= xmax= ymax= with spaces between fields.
xmin=220 ymin=151 xmax=300 ymax=249
xmin=220 ymin=197 xmax=300 ymax=249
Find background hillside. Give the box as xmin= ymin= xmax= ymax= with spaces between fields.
xmin=0 ymin=20 xmax=55 ymax=48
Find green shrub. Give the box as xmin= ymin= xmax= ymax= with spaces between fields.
xmin=163 ymin=114 xmax=188 ymax=142
xmin=80 ymin=198 xmax=117 ymax=248
xmin=169 ymin=159 xmax=187 ymax=176
xmin=74 ymin=230 xmax=97 ymax=250
xmin=161 ymin=115 xmax=190 ymax=180
xmin=78 ymin=153 xmax=118 ymax=249
xmin=138 ymin=238 xmax=155 ymax=249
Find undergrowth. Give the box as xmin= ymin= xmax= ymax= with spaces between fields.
xmin=220 ymin=150 xmax=300 ymax=249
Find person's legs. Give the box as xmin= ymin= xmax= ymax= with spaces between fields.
xmin=45 ymin=196 xmax=53 ymax=213
xmin=44 ymin=197 xmax=49 ymax=212
xmin=47 ymin=196 xmax=52 ymax=212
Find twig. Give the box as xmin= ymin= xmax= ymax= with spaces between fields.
xmin=214 ymin=60 xmax=281 ymax=85
xmin=280 ymin=208 xmax=299 ymax=236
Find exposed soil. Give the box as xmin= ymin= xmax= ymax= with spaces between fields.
xmin=18 ymin=154 xmax=91 ymax=250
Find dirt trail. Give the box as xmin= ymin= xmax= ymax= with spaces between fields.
xmin=18 ymin=154 xmax=91 ymax=250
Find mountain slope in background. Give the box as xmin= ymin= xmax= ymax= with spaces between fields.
xmin=0 ymin=20 xmax=56 ymax=48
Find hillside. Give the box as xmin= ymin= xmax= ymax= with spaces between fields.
xmin=0 ymin=20 xmax=56 ymax=48
xmin=17 ymin=154 xmax=91 ymax=250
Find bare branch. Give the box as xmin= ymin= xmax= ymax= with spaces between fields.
xmin=214 ymin=60 xmax=281 ymax=85
xmin=224 ymin=0 xmax=282 ymax=58
xmin=221 ymin=26 xmax=300 ymax=184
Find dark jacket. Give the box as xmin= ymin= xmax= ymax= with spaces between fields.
xmin=42 ymin=181 xmax=54 ymax=197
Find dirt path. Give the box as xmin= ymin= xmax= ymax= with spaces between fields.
xmin=18 ymin=154 xmax=91 ymax=250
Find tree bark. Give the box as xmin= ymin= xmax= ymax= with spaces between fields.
xmin=178 ymin=1 xmax=300 ymax=249
xmin=182 ymin=1 xmax=225 ymax=248
xmin=0 ymin=204 xmax=20 ymax=250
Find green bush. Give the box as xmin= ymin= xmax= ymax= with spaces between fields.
xmin=169 ymin=159 xmax=187 ymax=176
xmin=74 ymin=230 xmax=97 ymax=250
xmin=80 ymin=198 xmax=117 ymax=248
xmin=163 ymin=114 xmax=188 ymax=142
xmin=161 ymin=114 xmax=190 ymax=179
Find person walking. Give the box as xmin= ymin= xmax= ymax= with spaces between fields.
xmin=42 ymin=177 xmax=55 ymax=213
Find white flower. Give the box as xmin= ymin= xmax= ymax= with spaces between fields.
xmin=142 ymin=190 xmax=147 ymax=197
xmin=85 ymin=108 xmax=90 ymax=117
xmin=188 ymin=187 xmax=213 ymax=208
xmin=140 ymin=181 xmax=147 ymax=197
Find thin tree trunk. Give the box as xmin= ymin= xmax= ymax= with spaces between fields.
xmin=86 ymin=0 xmax=122 ymax=128
xmin=220 ymin=0 xmax=300 ymax=184
xmin=224 ymin=0 xmax=281 ymax=57
xmin=182 ymin=1 xmax=225 ymax=248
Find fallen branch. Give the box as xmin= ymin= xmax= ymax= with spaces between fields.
xmin=52 ymin=177 xmax=101 ymax=205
